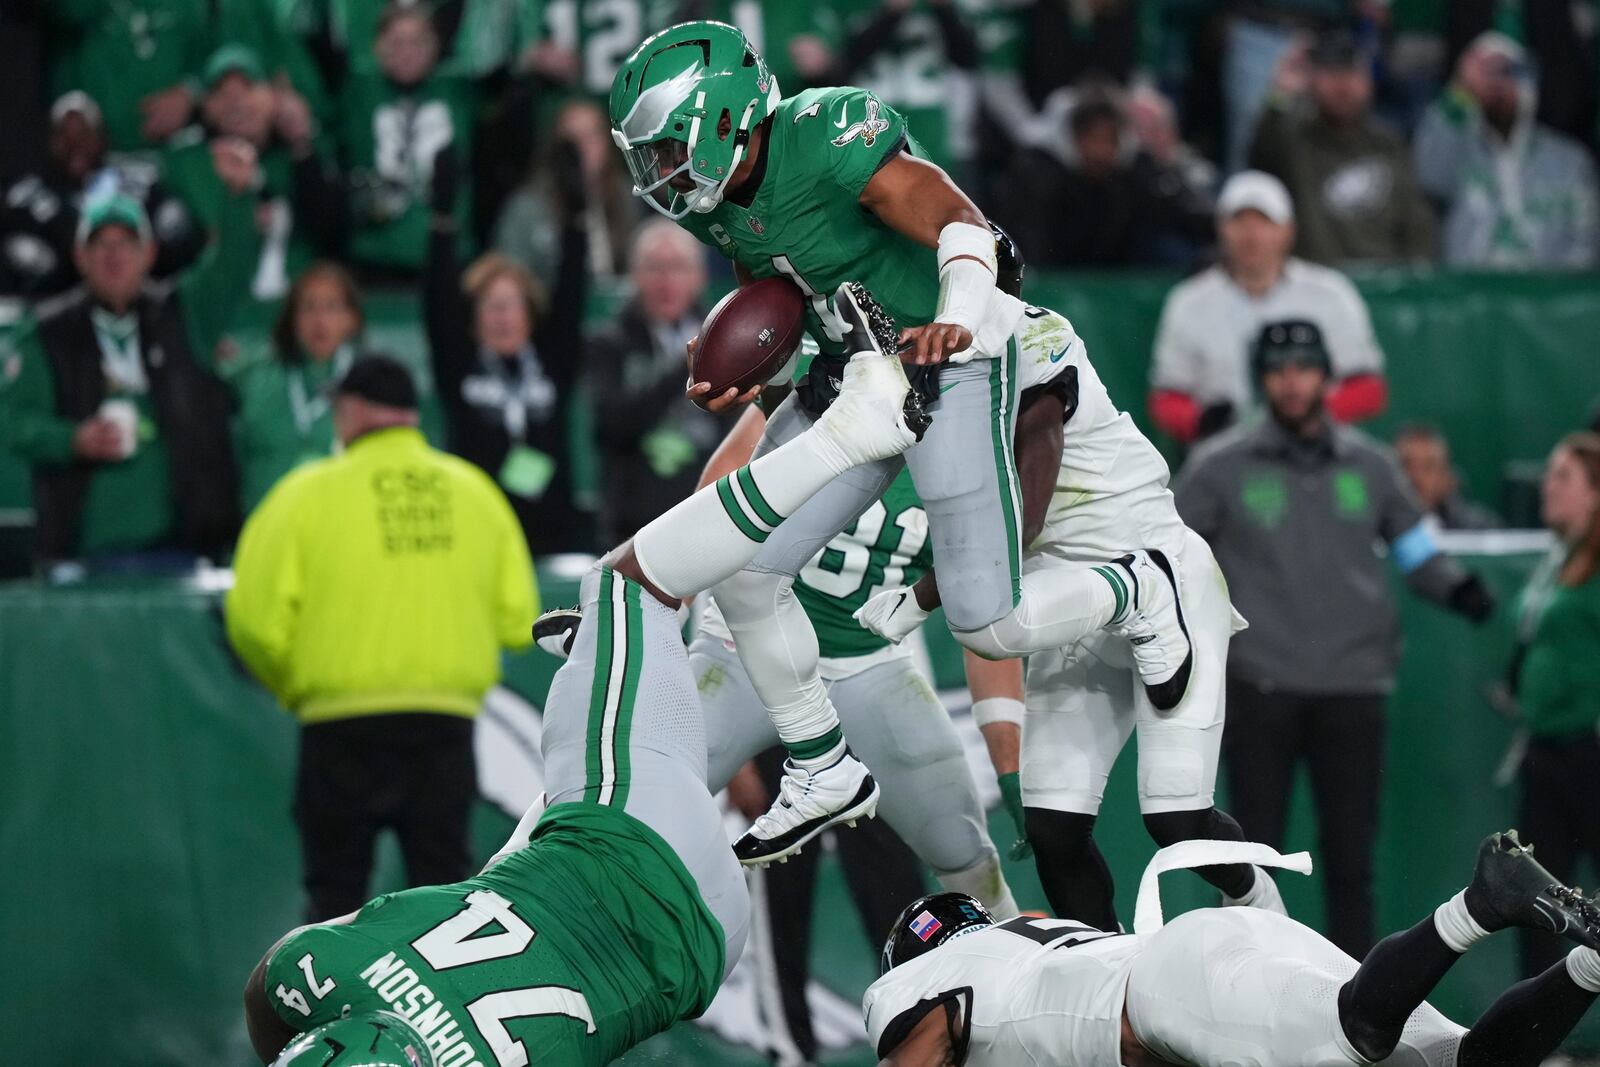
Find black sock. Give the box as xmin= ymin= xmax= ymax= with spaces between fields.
xmin=1337 ymin=914 xmax=1463 ymax=1061
xmin=1459 ymin=960 xmax=1599 ymax=1067
xmin=1141 ymin=806 xmax=1257 ymax=900
xmin=1025 ymin=808 xmax=1118 ymax=930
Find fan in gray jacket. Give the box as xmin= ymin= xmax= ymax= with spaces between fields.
xmin=1413 ymin=32 xmax=1599 ymax=270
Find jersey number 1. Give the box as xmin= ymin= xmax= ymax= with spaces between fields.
xmin=411 ymin=889 xmax=597 ymax=1067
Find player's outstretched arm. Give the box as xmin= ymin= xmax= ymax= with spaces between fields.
xmin=860 ymin=154 xmax=988 ymax=365
xmin=965 ymin=651 xmax=1030 ymax=859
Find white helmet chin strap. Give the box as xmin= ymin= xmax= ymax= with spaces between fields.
xmin=688 ymin=97 xmax=761 ymax=215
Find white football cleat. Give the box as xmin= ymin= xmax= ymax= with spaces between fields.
xmin=733 ymin=748 xmax=880 ymax=867
xmin=1222 ymin=865 xmax=1288 ymax=916
xmin=1105 ymin=549 xmax=1193 ymax=711
xmin=852 ymin=585 xmax=929 ymax=645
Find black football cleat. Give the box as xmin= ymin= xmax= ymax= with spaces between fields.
xmin=836 ymin=282 xmax=931 ymax=441
xmin=1465 ymin=829 xmax=1600 ymax=950
xmin=532 ymin=608 xmax=582 ymax=660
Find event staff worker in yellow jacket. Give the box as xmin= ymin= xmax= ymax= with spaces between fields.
xmin=227 ymin=354 xmax=537 ymax=921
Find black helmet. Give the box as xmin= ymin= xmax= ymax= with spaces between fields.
xmin=881 ymin=892 xmax=994 ymax=973
xmin=990 ymin=222 xmax=1025 ymax=298
xmin=1251 ymin=319 xmax=1331 ymax=380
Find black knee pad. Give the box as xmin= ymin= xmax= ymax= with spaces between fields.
xmin=1025 ymin=808 xmax=1098 ymax=857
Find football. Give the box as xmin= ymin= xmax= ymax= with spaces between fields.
xmin=689 ymin=276 xmax=807 ymax=409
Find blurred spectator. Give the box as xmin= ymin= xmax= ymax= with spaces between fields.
xmin=1021 ymin=0 xmax=1142 ymax=103
xmin=833 ymin=0 xmax=981 ymax=174
xmin=426 ymin=146 xmax=588 ymax=554
xmin=341 ymin=4 xmax=476 ymax=275
xmin=1508 ymin=433 xmax=1600 ymax=976
xmin=994 ymin=94 xmax=1141 ymax=268
xmin=1394 ymin=422 xmax=1502 ymax=531
xmin=676 ymin=1 xmax=843 ymax=95
xmin=0 ymin=145 xmax=260 ymax=571
xmin=994 ymin=91 xmax=1212 ymax=269
xmin=1 ymin=92 xmax=202 ymax=298
xmin=161 ymin=46 xmax=340 ymax=305
xmin=1221 ymin=2 xmax=1343 ymax=172
xmin=228 ymin=263 xmax=365 ymax=512
xmin=588 ymin=221 xmax=723 ymax=544
xmin=494 ymin=99 xmax=638 ymax=289
xmin=1249 ymin=30 xmax=1436 ymax=265
xmin=226 ymin=355 xmax=536 ymax=921
xmin=1413 ymin=33 xmax=1599 ymax=269
xmin=1175 ymin=318 xmax=1495 ymax=956
xmin=1126 ymin=84 xmax=1219 ymax=268
xmin=41 ymin=0 xmax=213 ymax=152
xmin=1149 ymin=170 xmax=1388 ymax=446
xmin=1445 ymin=1 xmax=1597 ymax=147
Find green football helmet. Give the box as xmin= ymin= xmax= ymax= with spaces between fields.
xmin=609 ymin=21 xmax=781 ymax=220
xmin=271 ymin=1010 xmax=434 ymax=1067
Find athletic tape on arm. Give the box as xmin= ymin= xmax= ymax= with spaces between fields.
xmin=1133 ymin=840 xmax=1314 ymax=935
xmin=935 ymin=221 xmax=998 ymax=338
xmin=971 ymin=697 xmax=1026 ymax=728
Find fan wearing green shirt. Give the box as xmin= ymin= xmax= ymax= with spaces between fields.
xmin=1510 ymin=432 xmax=1600 ymax=976
xmin=0 ymin=145 xmax=260 ymax=569
xmin=227 ymin=262 xmax=366 ymax=512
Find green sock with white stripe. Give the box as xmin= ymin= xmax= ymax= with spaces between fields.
xmin=633 ymin=428 xmax=859 ymax=599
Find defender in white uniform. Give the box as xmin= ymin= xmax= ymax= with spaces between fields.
xmin=856 ymin=306 xmax=1278 ymax=928
xmin=867 ymin=832 xmax=1600 ymax=1067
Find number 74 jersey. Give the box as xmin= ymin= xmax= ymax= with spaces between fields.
xmin=264 ymin=804 xmax=726 ymax=1066
xmin=863 ymin=916 xmax=1143 ymax=1065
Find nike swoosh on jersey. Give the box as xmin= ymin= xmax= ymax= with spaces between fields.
xmin=1048 ymin=341 xmax=1074 ymax=363
xmin=835 ymin=102 xmax=850 ymax=129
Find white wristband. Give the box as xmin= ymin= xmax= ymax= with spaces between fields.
xmin=935 ymin=221 xmax=997 ymax=338
xmin=971 ymin=697 xmax=1025 ymax=728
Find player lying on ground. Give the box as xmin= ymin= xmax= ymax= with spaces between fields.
xmin=610 ymin=21 xmax=1194 ymax=865
xmin=855 ymin=302 xmax=1287 ymax=925
xmin=242 ymin=286 xmax=920 ymax=1067
xmin=692 ymin=405 xmax=1019 ymax=914
xmin=867 ymin=831 xmax=1600 ymax=1067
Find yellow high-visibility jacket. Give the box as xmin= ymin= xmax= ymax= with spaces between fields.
xmin=227 ymin=426 xmax=537 ymax=723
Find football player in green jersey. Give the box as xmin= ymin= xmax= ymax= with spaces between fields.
xmin=244 ymin=285 xmax=920 ymax=1066
xmin=610 ymin=21 xmax=1198 ymax=868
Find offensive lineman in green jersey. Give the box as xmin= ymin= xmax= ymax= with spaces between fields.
xmin=243 ymin=284 xmax=923 ymax=1067
xmin=609 ymin=21 xmax=1195 ymax=867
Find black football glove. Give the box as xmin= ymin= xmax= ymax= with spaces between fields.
xmin=1449 ymin=573 xmax=1496 ymax=624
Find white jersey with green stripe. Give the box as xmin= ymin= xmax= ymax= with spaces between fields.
xmin=1014 ymin=306 xmax=1188 ymax=563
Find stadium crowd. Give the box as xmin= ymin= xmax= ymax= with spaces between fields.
xmin=3 ymin=2 xmax=1600 ymax=1060
xmin=2 ymin=0 xmax=1597 ymax=568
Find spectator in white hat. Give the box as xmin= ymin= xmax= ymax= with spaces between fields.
xmin=1148 ymin=170 xmax=1389 ymax=446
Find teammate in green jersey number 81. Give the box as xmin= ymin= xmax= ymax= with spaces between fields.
xmin=609 ymin=21 xmax=781 ymax=220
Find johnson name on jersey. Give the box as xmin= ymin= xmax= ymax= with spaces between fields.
xmin=863 ymin=915 xmax=1141 ymax=1065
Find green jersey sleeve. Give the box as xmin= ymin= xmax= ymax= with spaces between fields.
xmin=814 ymin=86 xmax=912 ymax=198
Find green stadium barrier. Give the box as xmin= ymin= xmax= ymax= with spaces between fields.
xmin=2 ymin=544 xmax=1589 ymax=1066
